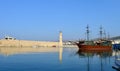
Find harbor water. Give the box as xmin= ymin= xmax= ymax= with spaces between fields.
xmin=0 ymin=47 xmax=118 ymax=71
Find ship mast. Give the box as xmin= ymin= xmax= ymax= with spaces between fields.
xmin=100 ymin=26 xmax=103 ymax=40
xmin=103 ymin=30 xmax=106 ymax=40
xmin=86 ymin=25 xmax=89 ymax=41
xmin=107 ymin=32 xmax=110 ymax=40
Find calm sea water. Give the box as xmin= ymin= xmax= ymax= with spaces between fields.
xmin=0 ymin=47 xmax=118 ymax=71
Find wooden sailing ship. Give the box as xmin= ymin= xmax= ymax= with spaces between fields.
xmin=76 ymin=25 xmax=112 ymax=51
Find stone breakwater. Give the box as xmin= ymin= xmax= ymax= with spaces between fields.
xmin=0 ymin=32 xmax=63 ymax=47
xmin=0 ymin=39 xmax=60 ymax=47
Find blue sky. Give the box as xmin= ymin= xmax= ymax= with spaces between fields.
xmin=0 ymin=0 xmax=120 ymax=41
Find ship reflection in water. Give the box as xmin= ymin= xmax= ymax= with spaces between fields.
xmin=77 ymin=49 xmax=112 ymax=57
xmin=0 ymin=47 xmax=117 ymax=71
xmin=76 ymin=49 xmax=113 ymax=71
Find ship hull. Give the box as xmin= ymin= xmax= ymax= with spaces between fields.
xmin=77 ymin=44 xmax=112 ymax=51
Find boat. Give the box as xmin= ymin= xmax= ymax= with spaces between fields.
xmin=113 ymin=44 xmax=120 ymax=50
xmin=76 ymin=25 xmax=112 ymax=51
xmin=76 ymin=40 xmax=112 ymax=51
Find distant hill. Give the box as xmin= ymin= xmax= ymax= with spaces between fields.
xmin=91 ymin=36 xmax=120 ymax=40
xmin=110 ymin=36 xmax=120 ymax=40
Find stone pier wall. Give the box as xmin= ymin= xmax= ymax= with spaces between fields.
xmin=0 ymin=39 xmax=59 ymax=47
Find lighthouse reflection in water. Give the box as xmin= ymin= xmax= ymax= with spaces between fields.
xmin=0 ymin=47 xmax=117 ymax=71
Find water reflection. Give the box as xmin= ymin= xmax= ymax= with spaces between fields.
xmin=76 ymin=49 xmax=113 ymax=71
xmin=0 ymin=47 xmax=116 ymax=71
xmin=112 ymin=50 xmax=120 ymax=71
xmin=59 ymin=47 xmax=63 ymax=63
xmin=0 ymin=47 xmax=60 ymax=56
xmin=0 ymin=47 xmax=63 ymax=63
xmin=77 ymin=49 xmax=112 ymax=57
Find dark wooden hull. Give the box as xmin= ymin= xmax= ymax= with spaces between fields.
xmin=77 ymin=44 xmax=112 ymax=51
xmin=77 ymin=48 xmax=112 ymax=57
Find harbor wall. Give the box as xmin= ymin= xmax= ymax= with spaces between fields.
xmin=0 ymin=40 xmax=59 ymax=47
xmin=0 ymin=32 xmax=63 ymax=47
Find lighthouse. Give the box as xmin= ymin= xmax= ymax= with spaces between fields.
xmin=59 ymin=31 xmax=63 ymax=47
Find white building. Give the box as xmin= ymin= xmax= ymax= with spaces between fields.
xmin=112 ymin=39 xmax=120 ymax=44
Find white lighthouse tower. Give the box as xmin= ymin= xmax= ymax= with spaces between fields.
xmin=59 ymin=31 xmax=63 ymax=47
